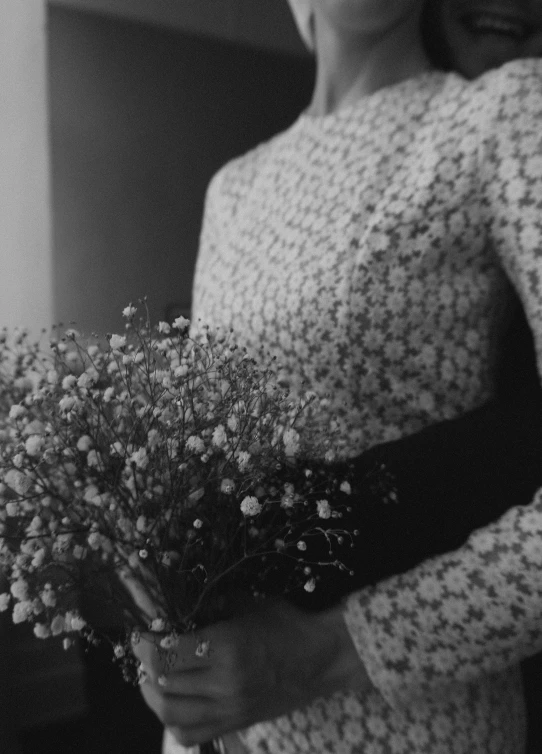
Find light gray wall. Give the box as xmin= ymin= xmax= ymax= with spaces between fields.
xmin=49 ymin=5 xmax=314 ymax=334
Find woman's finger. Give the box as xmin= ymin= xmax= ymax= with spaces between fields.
xmin=140 ymin=682 xmax=219 ymax=739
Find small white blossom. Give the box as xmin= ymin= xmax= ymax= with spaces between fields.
xmin=5 ymin=470 xmax=33 ymax=496
xmin=9 ymin=405 xmax=26 ymax=420
xmin=25 ymin=434 xmax=44 ymax=456
xmin=109 ymin=334 xmax=126 ymax=350
xmin=282 ymin=427 xmax=300 ymax=456
xmin=59 ymin=395 xmax=77 ymax=413
xmin=76 ymin=435 xmax=93 ymax=452
xmin=86 ymin=450 xmax=101 ymax=468
xmin=211 ymin=425 xmax=227 ymax=448
xmin=129 ymin=447 xmax=149 ymax=470
xmin=31 ymin=548 xmax=46 ymax=568
xmin=236 ymin=451 xmax=251 ymax=472
xmin=103 ymin=386 xmax=115 ymax=402
xmin=0 ymin=593 xmax=10 ymax=611
xmin=316 ymin=500 xmax=332 ymax=519
xmin=240 ymin=496 xmax=262 ymax=517
xmin=150 ymin=617 xmax=166 ymax=633
xmin=122 ymin=305 xmax=137 ymax=318
xmin=297 ymin=541 xmax=307 ymax=551
xmin=304 ymin=578 xmax=316 ymax=593
xmin=339 ymin=481 xmax=352 ymax=495
xmin=172 ymin=316 xmax=190 ymax=332
xmin=33 ymin=623 xmax=51 ymax=639
xmin=51 ymin=615 xmax=65 ymax=635
xmin=12 ymin=600 xmax=34 ymax=624
xmin=193 ymin=518 xmax=203 ymax=529
xmin=220 ymin=478 xmax=235 ymax=494
xmin=195 ymin=640 xmax=210 ymax=658
xmin=186 ymin=435 xmax=205 ymax=454
xmin=62 ymin=375 xmax=77 ymax=390
xmin=40 ymin=585 xmax=56 ymax=607
xmin=158 ymin=321 xmax=170 ymax=334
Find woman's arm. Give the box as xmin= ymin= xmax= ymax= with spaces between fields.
xmin=342 ymin=58 xmax=542 ymax=710
xmin=290 ymin=296 xmax=542 ymax=609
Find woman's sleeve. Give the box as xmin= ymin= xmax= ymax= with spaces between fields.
xmin=342 ymin=60 xmax=542 ymax=710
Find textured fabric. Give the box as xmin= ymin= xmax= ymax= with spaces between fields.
xmin=166 ymin=60 xmax=542 ymax=753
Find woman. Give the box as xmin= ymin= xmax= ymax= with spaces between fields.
xmin=136 ymin=1 xmax=542 ymax=752
xmin=423 ymin=0 xmax=542 ymax=77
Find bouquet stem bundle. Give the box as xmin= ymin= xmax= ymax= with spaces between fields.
xmin=0 ymin=304 xmax=356 ymax=682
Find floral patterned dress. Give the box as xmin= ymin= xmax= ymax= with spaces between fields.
xmin=165 ymin=59 xmax=542 ymax=753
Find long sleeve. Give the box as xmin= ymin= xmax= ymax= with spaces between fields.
xmin=343 ymin=59 xmax=542 ymax=711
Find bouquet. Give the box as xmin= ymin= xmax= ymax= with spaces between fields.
xmin=0 ymin=304 xmax=358 ymax=691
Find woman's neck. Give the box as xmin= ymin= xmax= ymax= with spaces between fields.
xmin=307 ymin=11 xmax=433 ymax=117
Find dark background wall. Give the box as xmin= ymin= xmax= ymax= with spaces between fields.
xmin=49 ymin=5 xmax=314 ymax=333
xmin=3 ymin=7 xmax=314 ymax=749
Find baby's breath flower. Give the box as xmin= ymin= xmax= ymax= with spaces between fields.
xmin=12 ymin=453 xmax=24 ymax=468
xmin=109 ymin=334 xmax=126 ymax=351
xmin=316 ymin=500 xmax=332 ymax=519
xmin=150 ymin=617 xmax=166 ymax=632
xmin=10 ymin=579 xmax=28 ymax=601
xmin=172 ymin=316 xmax=190 ymax=332
xmin=236 ymin=451 xmax=251 ymax=472
xmin=193 ymin=519 xmax=203 ymax=529
xmin=13 ymin=600 xmax=34 ymax=624
xmin=195 ymin=640 xmax=210 ymax=658
xmin=211 ymin=425 xmax=227 ymax=448
xmin=33 ymin=623 xmax=51 ymax=639
xmin=103 ymin=386 xmax=115 ymax=403
xmin=220 ymin=478 xmax=235 ymax=495
xmin=86 ymin=450 xmax=101 ymax=468
xmin=283 ymin=427 xmax=300 ymax=456
xmin=77 ymin=435 xmax=93 ymax=452
xmin=0 ymin=594 xmax=10 ymax=612
xmin=122 ymin=305 xmax=137 ymax=319
xmin=113 ymin=644 xmax=125 ymax=659
xmin=297 ymin=541 xmax=307 ymax=552
xmin=61 ymin=374 xmax=77 ymax=390
xmin=5 ymin=469 xmax=32 ymax=496
xmin=304 ymin=578 xmax=316 ymax=593
xmin=9 ymin=404 xmax=26 ymax=420
xmin=77 ymin=371 xmax=97 ymax=389
xmin=51 ymin=615 xmax=65 ymax=635
xmin=158 ymin=321 xmax=170 ymax=334
xmin=59 ymin=395 xmax=77 ymax=413
xmin=240 ymin=496 xmax=262 ymax=517
xmin=130 ymin=447 xmax=149 ymax=470
xmin=25 ymin=434 xmax=44 ymax=457
xmin=340 ymin=481 xmax=352 ymax=495
xmin=186 ymin=435 xmax=205 ymax=454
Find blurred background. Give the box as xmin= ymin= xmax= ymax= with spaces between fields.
xmin=0 ymin=1 xmax=313 ymax=751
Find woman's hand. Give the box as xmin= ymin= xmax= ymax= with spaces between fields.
xmin=132 ymin=598 xmax=372 ymax=747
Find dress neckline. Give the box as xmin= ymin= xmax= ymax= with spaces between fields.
xmin=296 ymin=68 xmax=453 ymax=127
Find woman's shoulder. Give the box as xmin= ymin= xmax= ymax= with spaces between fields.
xmin=206 ymin=124 xmax=299 ymax=203
xmin=430 ymin=58 xmax=542 ymax=141
xmin=459 ymin=58 xmax=542 ymax=114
